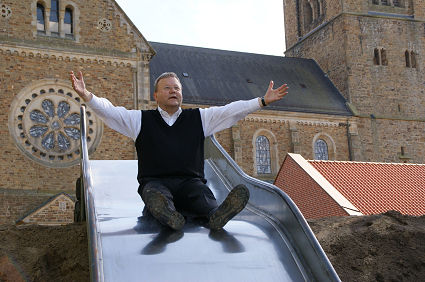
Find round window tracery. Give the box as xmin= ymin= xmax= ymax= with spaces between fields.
xmin=97 ymin=18 xmax=112 ymax=32
xmin=0 ymin=4 xmax=12 ymax=19
xmin=9 ymin=80 xmax=103 ymax=168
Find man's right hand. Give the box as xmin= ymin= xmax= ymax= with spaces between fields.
xmin=70 ymin=71 xmax=93 ymax=102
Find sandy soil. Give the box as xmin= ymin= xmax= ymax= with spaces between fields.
xmin=0 ymin=211 xmax=424 ymax=281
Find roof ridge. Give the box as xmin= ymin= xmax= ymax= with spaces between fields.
xmin=307 ymin=160 xmax=425 ymax=166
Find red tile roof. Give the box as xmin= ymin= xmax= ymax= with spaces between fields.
xmin=308 ymin=160 xmax=425 ymax=216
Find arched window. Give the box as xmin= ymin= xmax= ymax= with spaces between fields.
xmin=405 ymin=50 xmax=410 ymax=67
xmin=304 ymin=1 xmax=313 ymax=27
xmin=256 ymin=135 xmax=271 ymax=174
xmin=64 ymin=7 xmax=73 ymax=37
xmin=410 ymin=51 xmax=416 ymax=68
xmin=36 ymin=3 xmax=45 ymax=33
xmin=49 ymin=0 xmax=59 ymax=35
xmin=381 ymin=49 xmax=387 ymax=65
xmin=314 ymin=139 xmax=329 ymax=160
xmin=373 ymin=48 xmax=388 ymax=66
xmin=405 ymin=50 xmax=417 ymax=68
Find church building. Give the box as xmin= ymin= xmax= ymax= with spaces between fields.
xmin=1 ymin=0 xmax=423 ymax=224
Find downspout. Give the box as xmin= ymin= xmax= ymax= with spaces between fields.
xmin=346 ymin=120 xmax=353 ymax=161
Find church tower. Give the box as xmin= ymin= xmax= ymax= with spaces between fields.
xmin=283 ymin=0 xmax=425 ymax=163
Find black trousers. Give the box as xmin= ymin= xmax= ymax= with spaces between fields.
xmin=138 ymin=177 xmax=218 ymax=218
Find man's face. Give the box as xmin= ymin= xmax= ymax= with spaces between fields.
xmin=154 ymin=76 xmax=183 ymax=112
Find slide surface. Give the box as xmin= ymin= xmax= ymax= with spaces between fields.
xmin=79 ymin=103 xmax=339 ymax=282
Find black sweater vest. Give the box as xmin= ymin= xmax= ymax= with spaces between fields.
xmin=135 ymin=109 xmax=205 ymax=182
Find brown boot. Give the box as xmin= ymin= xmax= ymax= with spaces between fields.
xmin=143 ymin=189 xmax=185 ymax=230
xmin=208 ymin=184 xmax=250 ymax=230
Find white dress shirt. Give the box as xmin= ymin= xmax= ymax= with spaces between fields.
xmin=87 ymin=94 xmax=261 ymax=141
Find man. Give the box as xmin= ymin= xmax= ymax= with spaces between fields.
xmin=70 ymin=71 xmax=288 ymax=231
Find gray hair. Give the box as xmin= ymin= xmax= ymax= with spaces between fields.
xmin=153 ymin=72 xmax=182 ymax=92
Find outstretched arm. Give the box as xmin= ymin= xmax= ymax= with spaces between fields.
xmin=201 ymin=81 xmax=289 ymax=137
xmin=69 ymin=70 xmax=141 ymax=140
xmin=70 ymin=71 xmax=93 ymax=102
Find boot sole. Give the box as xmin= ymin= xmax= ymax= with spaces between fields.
xmin=209 ymin=185 xmax=250 ymax=230
xmin=146 ymin=191 xmax=185 ymax=230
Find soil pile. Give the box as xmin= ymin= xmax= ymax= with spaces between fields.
xmin=308 ymin=211 xmax=425 ymax=281
xmin=0 ymin=223 xmax=89 ymax=282
xmin=0 ymin=211 xmax=424 ymax=281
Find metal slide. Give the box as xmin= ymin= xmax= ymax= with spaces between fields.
xmin=79 ymin=106 xmax=340 ymax=282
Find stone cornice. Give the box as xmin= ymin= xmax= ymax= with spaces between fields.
xmin=244 ymin=111 xmax=352 ymax=127
xmin=0 ymin=42 xmax=147 ymax=67
xmin=182 ymin=102 xmax=354 ymax=127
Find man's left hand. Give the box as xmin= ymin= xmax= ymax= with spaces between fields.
xmin=263 ymin=81 xmax=289 ymax=105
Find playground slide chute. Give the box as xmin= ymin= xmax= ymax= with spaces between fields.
xmin=79 ymin=106 xmax=340 ymax=282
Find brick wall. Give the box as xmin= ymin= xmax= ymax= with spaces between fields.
xmin=284 ymin=1 xmax=425 ymax=164
xmin=17 ymin=193 xmax=75 ymax=226
xmin=0 ymin=0 xmax=143 ymax=53
xmin=274 ymin=155 xmax=348 ymax=219
xmin=0 ymin=188 xmax=74 ymax=224
xmin=0 ymin=52 xmax=136 ymax=192
xmin=216 ymin=113 xmax=351 ymax=182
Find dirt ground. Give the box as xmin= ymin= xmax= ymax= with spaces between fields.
xmin=0 ymin=210 xmax=424 ymax=282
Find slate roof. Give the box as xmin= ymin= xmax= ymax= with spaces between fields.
xmin=308 ymin=160 xmax=425 ymax=216
xmin=149 ymin=42 xmax=352 ymax=116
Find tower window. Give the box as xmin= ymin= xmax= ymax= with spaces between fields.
xmin=373 ymin=48 xmax=388 ymax=66
xmin=64 ymin=7 xmax=73 ymax=37
xmin=36 ymin=3 xmax=45 ymax=33
xmin=35 ymin=1 xmax=77 ymax=40
xmin=314 ymin=139 xmax=329 ymax=160
xmin=372 ymin=0 xmax=404 ymax=8
xmin=256 ymin=135 xmax=271 ymax=174
xmin=304 ymin=1 xmax=313 ymax=27
xmin=405 ymin=50 xmax=417 ymax=68
xmin=49 ymin=0 xmax=59 ymax=35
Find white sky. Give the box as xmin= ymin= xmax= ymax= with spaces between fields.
xmin=115 ymin=0 xmax=286 ymax=56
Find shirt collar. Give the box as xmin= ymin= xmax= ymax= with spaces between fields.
xmin=157 ymin=106 xmax=182 ymax=119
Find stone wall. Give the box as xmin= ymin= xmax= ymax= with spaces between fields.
xmin=283 ymin=0 xmax=425 ymax=164
xmin=0 ymin=188 xmax=72 ymax=224
xmin=216 ymin=110 xmax=351 ymax=182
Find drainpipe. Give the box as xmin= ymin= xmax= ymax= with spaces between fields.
xmin=346 ymin=120 xmax=353 ymax=161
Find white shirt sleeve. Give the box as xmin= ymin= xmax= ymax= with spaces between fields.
xmin=87 ymin=94 xmax=141 ymax=141
xmin=200 ymin=98 xmax=261 ymax=137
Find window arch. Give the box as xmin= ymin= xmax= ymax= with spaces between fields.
xmin=312 ymin=133 xmax=336 ymax=160
xmin=304 ymin=1 xmax=313 ymax=27
xmin=256 ymin=135 xmax=271 ymax=174
xmin=33 ymin=0 xmax=79 ymax=40
xmin=314 ymin=139 xmax=329 ymax=160
xmin=49 ymin=0 xmax=59 ymax=35
xmin=405 ymin=50 xmax=417 ymax=68
xmin=252 ymin=129 xmax=279 ymax=178
xmin=405 ymin=50 xmax=410 ymax=67
xmin=373 ymin=48 xmax=388 ymax=66
xmin=64 ymin=6 xmax=73 ymax=37
xmin=36 ymin=3 xmax=46 ymax=33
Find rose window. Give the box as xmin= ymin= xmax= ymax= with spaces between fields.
xmin=97 ymin=18 xmax=112 ymax=32
xmin=9 ymin=80 xmax=103 ymax=168
xmin=0 ymin=4 xmax=12 ymax=19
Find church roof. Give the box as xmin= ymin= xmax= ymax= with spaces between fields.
xmin=149 ymin=42 xmax=352 ymax=116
